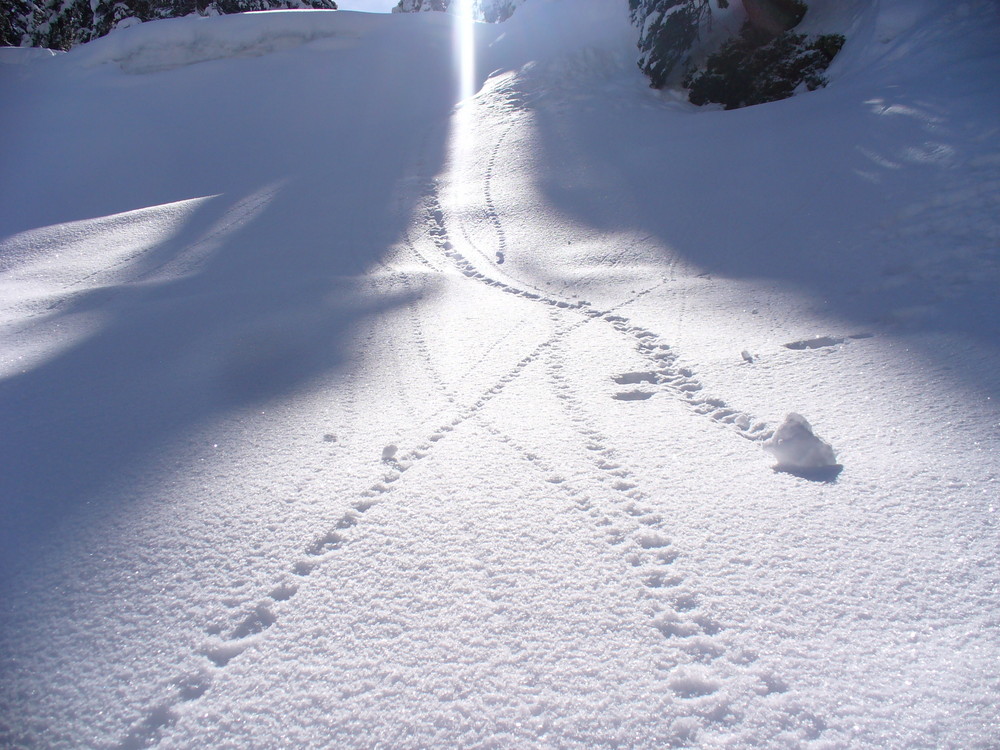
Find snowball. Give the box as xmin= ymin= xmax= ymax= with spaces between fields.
xmin=763 ymin=413 xmax=838 ymax=472
xmin=381 ymin=444 xmax=398 ymax=461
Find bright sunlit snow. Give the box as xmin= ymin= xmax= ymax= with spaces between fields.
xmin=1 ymin=1 xmax=998 ymax=747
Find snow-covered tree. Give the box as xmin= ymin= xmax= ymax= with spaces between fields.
xmin=1 ymin=0 xmax=337 ymax=50
xmin=684 ymin=27 xmax=844 ymax=108
xmin=630 ymin=0 xmax=842 ymax=108
xmin=392 ymin=0 xmax=524 ymax=23
xmin=475 ymin=0 xmax=521 ymax=22
xmin=629 ymin=0 xmax=736 ymax=89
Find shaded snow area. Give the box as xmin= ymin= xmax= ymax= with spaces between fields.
xmin=1 ymin=1 xmax=998 ymax=747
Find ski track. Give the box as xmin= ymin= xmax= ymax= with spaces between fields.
xmin=117 ymin=94 xmax=776 ymax=749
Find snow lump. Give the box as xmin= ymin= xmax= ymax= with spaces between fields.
xmin=763 ymin=413 xmax=841 ymax=479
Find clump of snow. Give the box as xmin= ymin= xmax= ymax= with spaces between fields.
xmin=763 ymin=413 xmax=840 ymax=478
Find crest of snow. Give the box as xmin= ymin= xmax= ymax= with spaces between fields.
xmin=0 ymin=47 xmax=64 ymax=65
xmin=763 ymin=413 xmax=838 ymax=470
xmin=68 ymin=10 xmax=384 ymax=73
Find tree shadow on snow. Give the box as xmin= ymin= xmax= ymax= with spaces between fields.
xmin=525 ymin=67 xmax=1000 ymax=399
xmin=0 ymin=179 xmax=421 ymax=573
xmin=0 ymin=17 xmax=461 ymax=575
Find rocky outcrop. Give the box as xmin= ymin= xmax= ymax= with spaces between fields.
xmin=741 ymin=0 xmax=807 ymax=39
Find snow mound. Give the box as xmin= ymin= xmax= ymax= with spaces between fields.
xmin=763 ymin=413 xmax=840 ymax=479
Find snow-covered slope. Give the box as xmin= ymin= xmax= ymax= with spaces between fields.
xmin=1 ymin=1 xmax=998 ymax=748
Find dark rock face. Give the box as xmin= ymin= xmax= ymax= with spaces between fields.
xmin=630 ymin=0 xmax=844 ymax=109
xmin=684 ymin=25 xmax=845 ymax=108
xmin=742 ymin=0 xmax=807 ymax=39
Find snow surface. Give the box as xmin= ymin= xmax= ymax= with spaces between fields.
xmin=1 ymin=1 xmax=998 ymax=748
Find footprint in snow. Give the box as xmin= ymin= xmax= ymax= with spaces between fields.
xmin=614 ymin=371 xmax=661 ymax=385
xmin=614 ymin=390 xmax=655 ymax=401
xmin=784 ymin=335 xmax=844 ymax=350
xmin=784 ymin=333 xmax=872 ymax=350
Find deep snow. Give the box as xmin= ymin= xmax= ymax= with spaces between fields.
xmin=1 ymin=1 xmax=998 ymax=748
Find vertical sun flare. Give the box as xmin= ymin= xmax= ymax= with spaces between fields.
xmin=455 ymin=0 xmax=476 ymax=102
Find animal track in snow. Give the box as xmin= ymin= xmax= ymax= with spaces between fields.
xmin=191 ymin=309 xmax=572 ymax=667
xmin=118 ymin=494 xmax=382 ymax=746
xmin=668 ymin=668 xmax=722 ymax=699
xmin=420 ymin=104 xmax=798 ymax=723
xmin=422 ymin=185 xmax=594 ymax=315
xmin=418 ymin=128 xmax=784 ymax=705
xmin=115 ymin=703 xmax=179 ymax=750
xmin=783 ymin=335 xmax=844 ymax=350
xmin=306 ymin=530 xmax=345 ymax=556
xmin=483 ymin=125 xmax=511 ymax=267
xmin=604 ymin=318 xmax=773 ymax=442
xmin=229 ymin=603 xmax=278 ymax=642
xmin=613 ymin=371 xmax=663 ymax=385
xmin=414 ymin=84 xmax=793 ymax=738
xmin=783 ymin=333 xmax=873 ymax=350
xmin=425 ymin=158 xmax=771 ymax=447
xmin=114 ymin=132 xmax=671 ymax=749
xmin=543 ymin=329 xmax=727 ymax=666
xmin=613 ymin=390 xmax=655 ymax=401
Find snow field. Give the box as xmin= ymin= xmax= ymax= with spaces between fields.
xmin=1 ymin=0 xmax=998 ymax=747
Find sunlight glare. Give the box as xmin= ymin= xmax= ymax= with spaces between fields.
xmin=455 ymin=0 xmax=476 ymax=102
xmin=450 ymin=0 xmax=478 ymax=175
